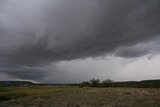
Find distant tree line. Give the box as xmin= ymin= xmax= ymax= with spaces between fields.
xmin=79 ymin=78 xmax=113 ymax=88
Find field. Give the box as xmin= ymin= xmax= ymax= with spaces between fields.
xmin=0 ymin=86 xmax=160 ymax=107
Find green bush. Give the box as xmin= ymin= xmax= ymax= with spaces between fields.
xmin=101 ymin=79 xmax=113 ymax=87
xmin=90 ymin=79 xmax=100 ymax=87
xmin=79 ymin=81 xmax=90 ymax=88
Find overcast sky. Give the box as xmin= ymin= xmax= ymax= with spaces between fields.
xmin=0 ymin=0 xmax=160 ymax=83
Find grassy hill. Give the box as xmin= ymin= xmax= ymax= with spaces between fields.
xmin=112 ymin=79 xmax=160 ymax=88
xmin=0 ymin=79 xmax=160 ymax=88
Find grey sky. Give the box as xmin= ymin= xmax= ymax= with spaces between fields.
xmin=0 ymin=0 xmax=160 ymax=83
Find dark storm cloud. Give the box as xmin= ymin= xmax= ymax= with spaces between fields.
xmin=0 ymin=0 xmax=160 ymax=81
xmin=115 ymin=43 xmax=155 ymax=58
xmin=0 ymin=67 xmax=47 ymax=80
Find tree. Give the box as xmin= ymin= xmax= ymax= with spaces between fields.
xmin=102 ymin=79 xmax=113 ymax=87
xmin=79 ymin=81 xmax=90 ymax=88
xmin=90 ymin=78 xmax=100 ymax=87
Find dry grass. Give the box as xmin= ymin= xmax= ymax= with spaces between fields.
xmin=0 ymin=86 xmax=160 ymax=107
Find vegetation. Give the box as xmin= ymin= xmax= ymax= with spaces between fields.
xmin=101 ymin=79 xmax=113 ymax=87
xmin=79 ymin=79 xmax=113 ymax=88
xmin=1 ymin=79 xmax=160 ymax=88
xmin=70 ymin=79 xmax=160 ymax=88
xmin=0 ymin=79 xmax=160 ymax=107
xmin=0 ymin=86 xmax=160 ymax=107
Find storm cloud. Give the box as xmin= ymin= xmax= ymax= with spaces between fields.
xmin=0 ymin=0 xmax=160 ymax=81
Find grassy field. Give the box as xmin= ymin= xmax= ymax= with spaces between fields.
xmin=0 ymin=86 xmax=160 ymax=107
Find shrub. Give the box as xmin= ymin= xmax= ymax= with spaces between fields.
xmin=101 ymin=79 xmax=113 ymax=87
xmin=90 ymin=79 xmax=100 ymax=87
xmin=79 ymin=81 xmax=90 ymax=88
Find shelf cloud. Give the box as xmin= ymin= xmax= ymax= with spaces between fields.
xmin=0 ymin=0 xmax=160 ymax=82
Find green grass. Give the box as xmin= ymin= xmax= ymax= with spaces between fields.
xmin=0 ymin=86 xmax=160 ymax=107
